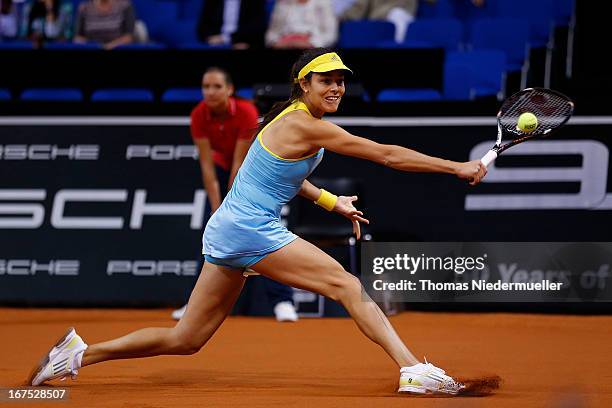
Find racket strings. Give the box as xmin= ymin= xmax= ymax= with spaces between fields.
xmin=499 ymin=89 xmax=573 ymax=136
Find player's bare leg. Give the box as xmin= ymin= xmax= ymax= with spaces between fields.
xmin=251 ymin=239 xmax=468 ymax=395
xmin=252 ymin=238 xmax=418 ymax=368
xmin=80 ymin=262 xmax=245 ymax=366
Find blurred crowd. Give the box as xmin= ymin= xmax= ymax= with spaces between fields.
xmin=0 ymin=0 xmax=485 ymax=50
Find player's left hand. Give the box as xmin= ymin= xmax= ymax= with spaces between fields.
xmin=334 ymin=195 xmax=369 ymax=240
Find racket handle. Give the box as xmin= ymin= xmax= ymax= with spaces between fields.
xmin=480 ymin=150 xmax=498 ymax=167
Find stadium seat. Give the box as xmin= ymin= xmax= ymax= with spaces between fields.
xmin=444 ymin=50 xmax=506 ymax=100
xmin=338 ymin=20 xmax=395 ymax=48
xmin=155 ymin=19 xmax=198 ymax=47
xmin=236 ymin=87 xmax=254 ymax=100
xmin=403 ymin=18 xmax=464 ymax=51
xmin=91 ymin=88 xmax=154 ymax=102
xmin=20 ymin=88 xmax=83 ymax=101
xmin=0 ymin=89 xmax=11 ymax=100
xmin=162 ymin=88 xmax=202 ymax=103
xmin=0 ymin=40 xmax=33 ymax=49
xmin=265 ymin=0 xmax=275 ymax=23
xmin=377 ymin=88 xmax=442 ymax=102
xmin=114 ymin=43 xmax=167 ymax=50
xmin=376 ymin=39 xmax=431 ymax=49
xmin=132 ymin=0 xmax=179 ymax=45
xmin=442 ymin=62 xmax=472 ymax=101
xmin=178 ymin=0 xmax=204 ymax=20
xmin=417 ymin=0 xmax=454 ymax=18
xmin=493 ymin=0 xmax=555 ymax=48
xmin=177 ymin=42 xmax=231 ymax=50
xmin=44 ymin=42 xmax=101 ymax=50
xmin=553 ymin=0 xmax=575 ymax=27
xmin=452 ymin=0 xmax=494 ymax=21
xmin=469 ymin=18 xmax=530 ymax=72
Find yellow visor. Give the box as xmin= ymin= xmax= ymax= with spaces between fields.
xmin=296 ymin=52 xmax=352 ymax=82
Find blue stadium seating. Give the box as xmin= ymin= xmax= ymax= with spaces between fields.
xmin=374 ymin=49 xmax=506 ymax=102
xmin=417 ymin=0 xmax=454 ymax=18
xmin=469 ymin=18 xmax=530 ymax=72
xmin=0 ymin=40 xmax=33 ymax=49
xmin=443 ymin=62 xmax=472 ymax=100
xmin=44 ymin=42 xmax=101 ymax=50
xmin=445 ymin=50 xmax=506 ymax=100
xmin=338 ymin=20 xmax=395 ymax=48
xmin=236 ymin=88 xmax=255 ymax=100
xmin=114 ymin=43 xmax=167 ymax=50
xmin=162 ymin=88 xmax=202 ymax=103
xmin=403 ymin=18 xmax=464 ymax=51
xmin=20 ymin=88 xmax=83 ymax=101
xmin=265 ymin=0 xmax=275 ymax=23
xmin=553 ymin=0 xmax=575 ymax=26
xmin=493 ymin=0 xmax=555 ymax=48
xmin=91 ymin=89 xmax=154 ymax=102
xmin=178 ymin=42 xmax=231 ymax=50
xmin=155 ymin=19 xmax=198 ymax=47
xmin=417 ymin=0 xmax=493 ymax=20
xmin=178 ymin=0 xmax=204 ymax=20
xmin=132 ymin=0 xmax=179 ymax=44
xmin=162 ymin=87 xmax=254 ymax=103
xmin=377 ymin=88 xmax=442 ymax=102
xmin=0 ymin=89 xmax=11 ymax=100
xmin=452 ymin=0 xmax=494 ymax=21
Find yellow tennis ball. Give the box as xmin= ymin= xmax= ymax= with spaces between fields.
xmin=517 ymin=112 xmax=538 ymax=132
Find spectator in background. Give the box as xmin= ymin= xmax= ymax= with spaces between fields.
xmin=265 ymin=0 xmax=337 ymax=49
xmin=339 ymin=0 xmax=418 ymax=43
xmin=0 ymin=0 xmax=18 ymax=38
xmin=24 ymin=0 xmax=74 ymax=46
xmin=197 ymin=0 xmax=266 ymax=49
xmin=74 ymin=0 xmax=135 ymax=49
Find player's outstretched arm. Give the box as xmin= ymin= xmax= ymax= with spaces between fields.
xmin=306 ymin=120 xmax=486 ymax=184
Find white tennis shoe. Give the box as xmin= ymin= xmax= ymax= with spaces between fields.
xmin=28 ymin=327 xmax=88 ymax=386
xmin=398 ymin=359 xmax=464 ymax=395
xmin=273 ymin=301 xmax=298 ymax=322
xmin=171 ymin=304 xmax=187 ymax=320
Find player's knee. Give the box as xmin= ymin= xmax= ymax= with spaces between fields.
xmin=171 ymin=329 xmax=206 ymax=355
xmin=326 ymin=271 xmax=362 ymax=303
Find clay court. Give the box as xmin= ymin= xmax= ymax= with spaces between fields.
xmin=1 ymin=308 xmax=610 ymax=407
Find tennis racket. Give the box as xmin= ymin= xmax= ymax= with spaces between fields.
xmin=480 ymin=87 xmax=575 ymax=167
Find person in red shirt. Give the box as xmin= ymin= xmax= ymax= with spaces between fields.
xmin=172 ymin=67 xmax=299 ymax=322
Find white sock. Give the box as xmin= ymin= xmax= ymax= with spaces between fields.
xmin=74 ymin=346 xmax=87 ymax=370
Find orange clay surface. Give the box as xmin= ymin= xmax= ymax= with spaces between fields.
xmin=0 ymin=308 xmax=610 ymax=408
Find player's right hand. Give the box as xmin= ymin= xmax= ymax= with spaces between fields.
xmin=456 ymin=160 xmax=487 ymax=185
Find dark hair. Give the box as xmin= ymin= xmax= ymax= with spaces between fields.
xmin=203 ymin=66 xmax=234 ymax=87
xmin=257 ymin=48 xmax=334 ymax=134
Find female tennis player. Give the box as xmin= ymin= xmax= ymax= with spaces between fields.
xmin=28 ymin=48 xmax=487 ymax=395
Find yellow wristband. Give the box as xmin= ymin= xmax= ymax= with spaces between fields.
xmin=314 ymin=189 xmax=337 ymax=211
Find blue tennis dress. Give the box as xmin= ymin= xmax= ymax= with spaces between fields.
xmin=203 ymin=101 xmax=323 ymax=267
